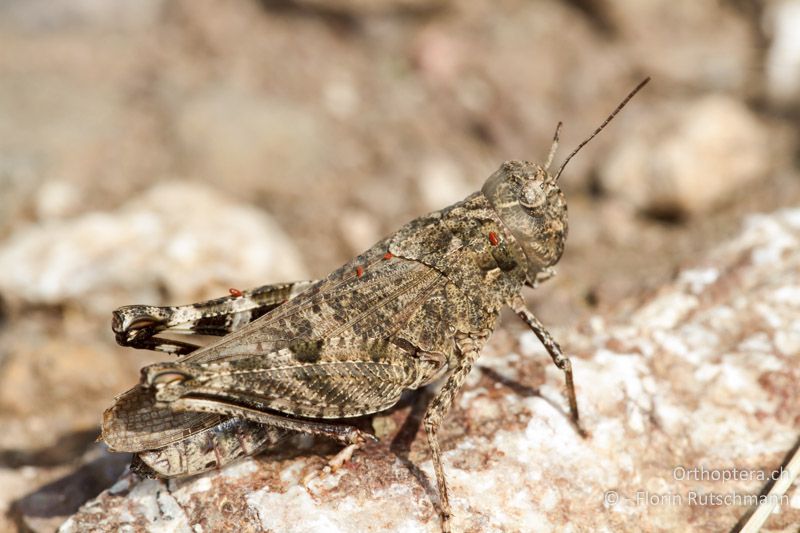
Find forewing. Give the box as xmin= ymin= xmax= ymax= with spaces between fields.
xmin=137 ymin=254 xmax=452 ymax=419
xmin=145 ymin=336 xmax=425 ymax=419
xmin=181 ymin=250 xmax=448 ymax=363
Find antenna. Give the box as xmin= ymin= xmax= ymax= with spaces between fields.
xmin=543 ymin=121 xmax=563 ymax=172
xmin=554 ymin=77 xmax=650 ymax=181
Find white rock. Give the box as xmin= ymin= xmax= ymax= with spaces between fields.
xmin=0 ymin=181 xmax=307 ymax=313
xmin=59 ymin=208 xmax=800 ymax=530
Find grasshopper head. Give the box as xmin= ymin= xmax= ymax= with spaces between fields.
xmin=482 ymin=160 xmax=568 ymax=282
xmin=481 ymin=77 xmax=651 ymax=286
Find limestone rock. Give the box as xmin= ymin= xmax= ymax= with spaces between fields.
xmin=59 ymin=208 xmax=800 ymax=531
xmin=0 ymin=181 xmax=308 ymax=315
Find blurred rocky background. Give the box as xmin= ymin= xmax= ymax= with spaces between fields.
xmin=0 ymin=0 xmax=798 ymax=531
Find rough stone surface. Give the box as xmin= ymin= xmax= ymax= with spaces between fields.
xmin=60 ymin=209 xmax=800 ymax=532
xmin=0 ymin=181 xmax=308 ymax=314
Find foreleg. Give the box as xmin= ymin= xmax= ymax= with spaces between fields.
xmin=511 ymin=295 xmax=581 ymax=430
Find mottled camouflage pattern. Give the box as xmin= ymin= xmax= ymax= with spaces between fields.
xmin=106 ymin=279 xmax=319 ymax=472
xmin=103 ymin=160 xmax=579 ymax=533
xmin=102 ymin=78 xmax=650 ymax=531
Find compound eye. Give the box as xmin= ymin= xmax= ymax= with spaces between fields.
xmin=519 ymin=181 xmax=546 ymax=209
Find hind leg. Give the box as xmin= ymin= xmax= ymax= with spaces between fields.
xmin=112 ymin=280 xmax=319 ymax=355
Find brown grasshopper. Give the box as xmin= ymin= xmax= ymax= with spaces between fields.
xmin=102 ymin=79 xmax=649 ymax=531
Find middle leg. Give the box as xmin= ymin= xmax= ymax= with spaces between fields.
xmin=423 ymin=333 xmax=487 ymax=533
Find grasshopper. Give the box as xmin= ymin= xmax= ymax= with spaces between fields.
xmin=102 ymin=79 xmax=649 ymax=531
